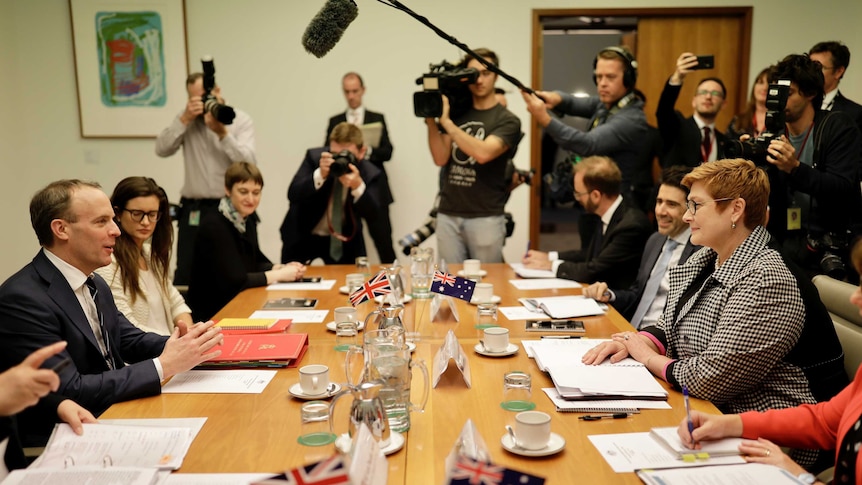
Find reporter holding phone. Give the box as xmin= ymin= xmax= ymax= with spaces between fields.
xmin=187 ymin=162 xmax=306 ymax=321
xmin=656 ymin=51 xmax=729 ymax=168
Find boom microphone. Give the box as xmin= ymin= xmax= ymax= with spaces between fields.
xmin=301 ymin=0 xmax=359 ymax=58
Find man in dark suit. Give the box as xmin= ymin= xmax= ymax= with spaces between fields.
xmin=583 ymin=167 xmax=699 ymax=328
xmin=522 ymin=156 xmax=651 ymax=288
xmin=657 ymin=52 xmax=728 ymax=168
xmin=0 ymin=180 xmax=223 ymax=446
xmin=325 ymin=72 xmax=396 ymax=263
xmin=281 ymin=122 xmax=385 ymax=265
xmin=809 ymin=41 xmax=862 ymax=137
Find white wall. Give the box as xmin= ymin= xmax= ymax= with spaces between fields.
xmin=2 ymin=0 xmax=861 ymax=280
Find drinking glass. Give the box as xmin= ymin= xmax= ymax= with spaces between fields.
xmin=355 ymin=256 xmax=372 ymax=277
xmin=410 ymin=247 xmax=434 ymax=299
xmin=475 ymin=303 xmax=498 ymax=329
xmin=334 ymin=307 xmax=358 ymax=352
xmin=501 ymin=371 xmax=535 ymax=412
xmin=297 ymin=400 xmax=336 ymax=446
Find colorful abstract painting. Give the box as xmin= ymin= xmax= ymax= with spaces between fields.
xmin=95 ymin=11 xmax=166 ymax=107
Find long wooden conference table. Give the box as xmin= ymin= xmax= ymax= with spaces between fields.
xmin=102 ymin=263 xmax=720 ymax=484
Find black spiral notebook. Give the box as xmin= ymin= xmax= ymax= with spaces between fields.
xmin=262 ymin=298 xmax=317 ymax=310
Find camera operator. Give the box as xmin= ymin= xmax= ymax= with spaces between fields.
xmin=760 ymin=54 xmax=862 ymax=279
xmin=425 ymin=47 xmax=521 ymax=264
xmin=280 ymin=122 xmax=384 ymax=265
xmin=155 ymin=71 xmax=256 ymax=286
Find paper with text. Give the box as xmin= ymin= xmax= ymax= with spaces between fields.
xmin=266 ymin=280 xmax=336 ymax=291
xmin=1 ymin=466 xmax=161 ymax=485
xmin=637 ymin=463 xmax=804 ymax=484
xmin=163 ymin=370 xmax=276 ymax=394
xmin=248 ymin=310 xmax=328 ymax=323
xmin=588 ymin=432 xmax=745 ymax=473
xmin=508 ymin=278 xmax=582 ymax=290
xmin=509 ymin=263 xmax=557 ymax=279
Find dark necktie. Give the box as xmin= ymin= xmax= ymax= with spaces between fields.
xmin=590 ymin=218 xmax=605 ymax=259
xmin=630 ymin=239 xmax=680 ymax=328
xmin=701 ymin=126 xmax=712 ymax=164
xmin=85 ymin=276 xmax=114 ymax=369
xmin=329 ymin=180 xmax=344 ymax=262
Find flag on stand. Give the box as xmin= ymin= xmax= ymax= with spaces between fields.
xmin=431 ymin=271 xmax=475 ymax=302
xmin=448 ymin=455 xmax=545 ymax=485
xmin=349 ymin=270 xmax=392 ymax=306
xmin=252 ymin=454 xmax=350 ymax=484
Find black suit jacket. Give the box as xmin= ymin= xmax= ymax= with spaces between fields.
xmin=612 ymin=231 xmax=699 ymax=320
xmin=326 ymin=110 xmax=394 ymax=205
xmin=832 ymin=91 xmax=862 ymax=138
xmin=0 ymin=251 xmax=167 ymax=445
xmin=556 ymin=200 xmax=652 ymax=288
xmin=280 ymin=147 xmax=385 ymax=264
xmin=656 ymin=81 xmax=727 ymax=168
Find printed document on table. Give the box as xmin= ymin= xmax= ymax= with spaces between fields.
xmin=637 ymin=463 xmax=805 ymax=485
xmin=519 ymin=295 xmax=604 ymax=318
xmin=165 ymin=473 xmax=275 ymax=485
xmin=248 ymin=309 xmax=328 ymax=323
xmin=99 ymin=417 xmax=207 ymax=442
xmin=163 ymin=369 xmax=277 ymax=394
xmin=509 ymin=278 xmax=581 ymax=290
xmin=529 ymin=338 xmax=642 ymax=371
xmin=541 ymin=388 xmax=671 ymax=411
xmin=266 ymin=280 xmax=336 ymax=290
xmin=2 ymin=467 xmax=161 ymax=485
xmin=509 ymin=263 xmax=557 ymax=279
xmin=499 ymin=306 xmax=551 ymax=321
xmin=588 ymin=432 xmax=745 ymax=473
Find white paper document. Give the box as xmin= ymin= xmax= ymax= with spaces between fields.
xmin=529 ymin=338 xmax=642 ymax=371
xmin=637 ymin=463 xmax=806 ymax=485
xmin=248 ymin=309 xmax=328 ymax=323
xmin=165 ymin=473 xmax=276 ymax=485
xmin=498 ymin=306 xmax=551 ymax=321
xmin=588 ymin=432 xmax=745 ymax=473
xmin=33 ymin=423 xmax=195 ymax=470
xmin=2 ymin=466 xmax=161 ymax=485
xmin=508 ymin=278 xmax=581 ymax=290
xmin=519 ymin=296 xmax=604 ymax=319
xmin=99 ymin=418 xmax=208 ymax=443
xmin=266 ymin=279 xmax=335 ymax=290
xmin=541 ymin=388 xmax=671 ymax=411
xmin=649 ymin=426 xmax=744 ymax=458
xmin=163 ymin=370 xmax=277 ymax=394
xmin=508 ymin=263 xmax=557 ymax=279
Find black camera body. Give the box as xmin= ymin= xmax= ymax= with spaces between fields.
xmin=725 ymin=80 xmax=791 ymax=164
xmin=201 ymin=56 xmax=236 ymax=125
xmin=398 ymin=208 xmax=437 ymax=255
xmin=413 ymin=61 xmax=479 ymax=119
xmin=329 ymin=150 xmax=358 ymax=178
xmin=807 ymin=231 xmax=850 ymax=280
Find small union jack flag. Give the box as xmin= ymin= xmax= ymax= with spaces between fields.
xmin=431 ymin=271 xmax=475 ymax=302
xmin=448 ymin=456 xmax=545 ymax=485
xmin=252 ymin=454 xmax=350 ymax=485
xmin=349 ymin=270 xmax=392 ymax=306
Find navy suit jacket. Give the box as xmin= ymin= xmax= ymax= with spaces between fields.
xmin=832 ymin=91 xmax=862 ymax=138
xmin=0 ymin=251 xmax=167 ymax=445
xmin=556 ymin=200 xmax=652 ymax=288
xmin=326 ymin=110 xmax=394 ymax=205
xmin=656 ymin=82 xmax=728 ymax=168
xmin=612 ymin=231 xmax=700 ymax=320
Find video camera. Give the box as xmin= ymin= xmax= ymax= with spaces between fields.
xmin=807 ymin=231 xmax=850 ymax=280
xmin=329 ymin=150 xmax=358 ymax=178
xmin=725 ymin=80 xmax=791 ymax=164
xmin=413 ymin=61 xmax=478 ymax=119
xmin=201 ymin=56 xmax=236 ymax=125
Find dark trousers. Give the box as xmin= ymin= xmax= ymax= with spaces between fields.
xmin=368 ymin=204 xmax=396 ymax=264
xmin=174 ymin=197 xmax=220 ymax=286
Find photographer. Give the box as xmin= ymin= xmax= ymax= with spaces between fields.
xmin=280 ymin=122 xmax=384 ymax=265
xmin=425 ymin=47 xmax=521 ymax=264
xmin=155 ymin=70 xmax=256 ymax=286
xmin=761 ymin=54 xmax=862 ymax=279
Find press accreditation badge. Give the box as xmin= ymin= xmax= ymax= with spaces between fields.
xmin=787 ymin=207 xmax=801 ymax=231
xmin=189 ymin=210 xmax=201 ymax=227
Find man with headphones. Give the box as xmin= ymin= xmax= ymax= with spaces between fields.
xmin=521 ymin=46 xmax=649 ymax=204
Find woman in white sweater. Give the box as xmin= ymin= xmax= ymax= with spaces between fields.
xmin=95 ymin=177 xmax=192 ymax=335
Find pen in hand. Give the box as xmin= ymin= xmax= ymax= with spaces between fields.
xmin=524 ymin=240 xmax=531 ymax=259
xmin=683 ymin=385 xmax=696 ymax=446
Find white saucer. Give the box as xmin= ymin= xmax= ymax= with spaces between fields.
xmin=407 ymin=342 xmax=417 ymax=352
xmin=339 ymin=285 xmax=350 ymax=295
xmin=469 ymin=295 xmax=501 ymax=305
xmin=474 ymin=342 xmax=518 ymax=357
xmin=288 ymin=382 xmax=341 ymax=400
xmin=374 ymin=294 xmax=413 ymax=304
xmin=325 ymin=321 xmax=366 ymax=332
xmin=335 ymin=431 xmax=405 ymax=455
xmin=457 ymin=269 xmax=487 ymax=278
xmin=501 ymin=432 xmax=565 ymax=457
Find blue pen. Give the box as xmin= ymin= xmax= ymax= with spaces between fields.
xmin=525 ymin=240 xmax=531 ymax=258
xmin=683 ymin=385 xmax=696 ymax=446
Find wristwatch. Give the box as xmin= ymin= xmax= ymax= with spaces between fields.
xmin=797 ymin=472 xmax=816 ymax=484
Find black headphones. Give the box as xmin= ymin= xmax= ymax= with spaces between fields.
xmin=592 ymin=46 xmax=638 ymax=90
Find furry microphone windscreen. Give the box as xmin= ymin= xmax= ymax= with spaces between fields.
xmin=301 ymin=0 xmax=359 ymax=58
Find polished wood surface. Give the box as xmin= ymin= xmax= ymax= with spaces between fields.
xmin=102 ymin=263 xmax=719 ymax=483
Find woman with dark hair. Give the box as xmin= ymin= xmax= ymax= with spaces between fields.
xmin=95 ymin=177 xmax=192 ymax=335
xmin=726 ymin=66 xmax=771 ymax=139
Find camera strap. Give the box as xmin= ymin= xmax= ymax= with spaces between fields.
xmin=327 ymin=181 xmax=357 ymax=243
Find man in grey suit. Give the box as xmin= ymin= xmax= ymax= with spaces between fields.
xmin=583 ymin=166 xmax=698 ymax=328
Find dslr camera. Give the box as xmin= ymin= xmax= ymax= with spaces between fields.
xmin=413 ymin=61 xmax=478 ymax=119
xmin=807 ymin=231 xmax=850 ymax=280
xmin=201 ymin=56 xmax=236 ymax=125
xmin=725 ymin=80 xmax=790 ymax=164
xmin=398 ymin=207 xmax=438 ymax=256
xmin=328 ymin=150 xmax=358 ymax=178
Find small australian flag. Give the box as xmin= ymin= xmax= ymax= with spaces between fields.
xmin=448 ymin=455 xmax=545 ymax=485
xmin=431 ymin=271 xmax=475 ymax=302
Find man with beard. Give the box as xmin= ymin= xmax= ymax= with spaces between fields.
xmin=656 ymin=52 xmax=728 ymax=167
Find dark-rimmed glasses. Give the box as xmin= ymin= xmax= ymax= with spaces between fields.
xmin=122 ymin=209 xmax=161 ymax=222
xmin=685 ymin=197 xmax=734 ymax=215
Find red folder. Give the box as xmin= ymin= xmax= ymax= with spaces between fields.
xmin=207 ymin=333 xmax=309 ymax=368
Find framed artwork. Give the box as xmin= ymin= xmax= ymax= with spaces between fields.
xmin=69 ymin=0 xmax=188 ymax=138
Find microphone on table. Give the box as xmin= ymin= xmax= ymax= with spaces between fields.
xmin=301 ymin=0 xmax=359 ymax=58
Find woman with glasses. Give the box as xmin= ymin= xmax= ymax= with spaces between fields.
xmin=187 ymin=162 xmax=306 ymax=321
xmin=584 ymin=159 xmax=822 ymax=468
xmin=95 ymin=177 xmax=192 ymax=335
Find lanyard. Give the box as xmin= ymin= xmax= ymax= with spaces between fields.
xmin=785 ymin=123 xmax=814 ymax=155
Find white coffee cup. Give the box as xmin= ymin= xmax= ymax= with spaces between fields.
xmin=463 ymin=259 xmax=481 ymax=275
xmin=514 ymin=411 xmax=552 ymax=450
xmin=483 ymin=326 xmax=509 ymax=352
xmin=473 ymin=282 xmax=493 ymax=303
xmin=299 ymin=364 xmax=330 ymax=395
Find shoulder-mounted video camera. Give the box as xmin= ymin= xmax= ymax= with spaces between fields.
xmin=329 ymin=150 xmax=358 ymax=178
xmin=201 ymin=56 xmax=236 ymax=125
xmin=725 ymin=80 xmax=791 ymax=164
xmin=413 ymin=61 xmax=478 ymax=119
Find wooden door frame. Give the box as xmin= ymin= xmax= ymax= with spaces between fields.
xmin=528 ymin=7 xmax=753 ymax=248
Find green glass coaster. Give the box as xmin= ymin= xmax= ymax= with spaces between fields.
xmin=475 ymin=323 xmax=499 ymax=330
xmin=500 ymin=400 xmax=536 ymax=412
xmin=334 ymin=344 xmax=351 ymax=352
xmin=297 ymin=432 xmax=337 ymax=446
